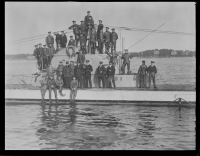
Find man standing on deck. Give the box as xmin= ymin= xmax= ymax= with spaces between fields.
xmin=103 ymin=27 xmax=111 ymax=54
xmin=63 ymin=61 xmax=72 ymax=89
xmin=79 ymin=20 xmax=87 ymax=41
xmin=56 ymin=61 xmax=64 ymax=81
xmin=81 ymin=63 xmax=86 ymax=88
xmin=68 ymin=36 xmax=76 ymax=46
xmin=147 ymin=61 xmax=157 ymax=89
xmin=138 ymin=60 xmax=148 ymax=88
xmin=70 ymin=76 xmax=78 ymax=103
xmin=54 ymin=32 xmax=61 ymax=48
xmin=79 ymin=33 xmax=87 ymax=54
xmin=47 ymin=75 xmax=58 ymax=103
xmin=121 ymin=49 xmax=131 ymax=75
xmin=74 ymin=61 xmax=82 ymax=88
xmin=46 ymin=63 xmax=56 ymax=79
xmin=85 ymin=60 xmax=93 ymax=88
xmin=97 ymin=20 xmax=104 ymax=54
xmin=40 ymin=75 xmax=48 ymax=103
xmin=48 ymin=43 xmax=55 ymax=63
xmin=69 ymin=21 xmax=80 ymax=46
xmin=38 ymin=43 xmax=44 ymax=70
xmin=46 ymin=31 xmax=54 ymax=48
xmin=42 ymin=45 xmax=49 ymax=69
xmin=33 ymin=45 xmax=40 ymax=66
xmin=106 ymin=61 xmax=116 ymax=88
xmin=84 ymin=11 xmax=94 ymax=30
xmin=110 ymin=28 xmax=118 ymax=54
xmin=97 ymin=61 xmax=106 ymax=88
xmin=60 ymin=31 xmax=67 ymax=48
xmin=90 ymin=27 xmax=97 ymax=55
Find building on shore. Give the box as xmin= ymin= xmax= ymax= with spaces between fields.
xmin=154 ymin=50 xmax=159 ymax=57
xmin=171 ymin=50 xmax=177 ymax=57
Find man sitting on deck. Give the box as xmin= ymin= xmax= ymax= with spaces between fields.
xmin=121 ymin=49 xmax=131 ymax=75
xmin=148 ymin=61 xmax=157 ymax=89
xmin=106 ymin=61 xmax=116 ymax=88
xmin=63 ymin=61 xmax=72 ymax=89
xmin=48 ymin=75 xmax=58 ymax=103
xmin=74 ymin=61 xmax=82 ymax=88
xmin=70 ymin=76 xmax=78 ymax=103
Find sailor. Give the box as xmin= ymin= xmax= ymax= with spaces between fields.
xmin=103 ymin=27 xmax=111 ymax=53
xmin=97 ymin=61 xmax=106 ymax=88
xmin=84 ymin=11 xmax=94 ymax=30
xmin=70 ymin=61 xmax=75 ymax=78
xmin=70 ymin=76 xmax=78 ymax=103
xmin=48 ymin=43 xmax=55 ymax=63
xmin=33 ymin=45 xmax=39 ymax=65
xmin=37 ymin=43 xmax=44 ymax=70
xmin=138 ymin=60 xmax=148 ymax=88
xmin=54 ymin=32 xmax=61 ymax=48
xmin=46 ymin=31 xmax=54 ymax=48
xmin=81 ymin=63 xmax=86 ymax=88
xmin=121 ymin=49 xmax=131 ymax=75
xmin=60 ymin=30 xmax=67 ymax=48
xmin=147 ymin=61 xmax=157 ymax=89
xmin=47 ymin=75 xmax=58 ymax=103
xmin=74 ymin=61 xmax=82 ymax=88
xmin=55 ymin=75 xmax=65 ymax=96
xmin=111 ymin=28 xmax=118 ymax=53
xmin=106 ymin=61 xmax=116 ymax=88
xmin=68 ymin=36 xmax=76 ymax=46
xmin=69 ymin=21 xmax=80 ymax=46
xmin=97 ymin=20 xmax=104 ymax=54
xmin=56 ymin=61 xmax=64 ymax=82
xmin=79 ymin=33 xmax=87 ymax=54
xmin=46 ymin=63 xmax=56 ymax=79
xmin=85 ymin=60 xmax=93 ymax=88
xmin=63 ymin=61 xmax=72 ymax=89
xmin=90 ymin=27 xmax=97 ymax=55
xmin=77 ymin=49 xmax=85 ymax=65
xmin=42 ymin=45 xmax=49 ymax=69
xmin=39 ymin=75 xmax=48 ymax=103
xmin=79 ymin=20 xmax=87 ymax=41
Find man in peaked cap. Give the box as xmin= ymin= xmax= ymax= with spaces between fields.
xmin=84 ymin=11 xmax=94 ymax=29
xmin=68 ymin=35 xmax=76 ymax=46
xmin=138 ymin=60 xmax=148 ymax=88
xmin=46 ymin=31 xmax=54 ymax=48
xmin=111 ymin=28 xmax=118 ymax=54
xmin=60 ymin=30 xmax=67 ymax=48
xmin=147 ymin=61 xmax=157 ymax=89
xmin=85 ymin=60 xmax=93 ymax=88
xmin=69 ymin=21 xmax=80 ymax=46
xmin=56 ymin=61 xmax=65 ymax=83
xmin=103 ymin=27 xmax=111 ymax=53
xmin=79 ymin=20 xmax=87 ymax=40
xmin=37 ymin=43 xmax=44 ymax=70
xmin=97 ymin=20 xmax=104 ymax=54
xmin=121 ymin=49 xmax=131 ymax=75
xmin=97 ymin=61 xmax=106 ymax=88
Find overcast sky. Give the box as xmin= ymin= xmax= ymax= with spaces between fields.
xmin=5 ymin=2 xmax=195 ymax=54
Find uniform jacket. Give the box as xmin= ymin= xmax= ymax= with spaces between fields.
xmin=33 ymin=48 xmax=39 ymax=57
xmin=147 ymin=65 xmax=157 ymax=73
xmin=111 ymin=32 xmax=118 ymax=42
xmin=74 ymin=65 xmax=82 ymax=77
xmin=97 ymin=65 xmax=106 ymax=77
xmin=106 ymin=66 xmax=115 ymax=76
xmin=43 ymin=48 xmax=49 ymax=56
xmin=103 ymin=31 xmax=111 ymax=42
xmin=38 ymin=47 xmax=44 ymax=57
xmin=46 ymin=67 xmax=56 ymax=77
xmin=80 ymin=36 xmax=86 ymax=45
xmin=63 ymin=65 xmax=71 ymax=77
xmin=85 ymin=64 xmax=93 ymax=77
xmin=48 ymin=46 xmax=55 ymax=56
xmin=68 ymin=39 xmax=76 ymax=46
xmin=79 ymin=24 xmax=87 ymax=35
xmin=69 ymin=24 xmax=80 ymax=35
xmin=70 ymin=80 xmax=78 ymax=90
xmin=70 ymin=64 xmax=75 ymax=77
xmin=90 ymin=30 xmax=97 ymax=42
xmin=57 ymin=65 xmax=64 ymax=76
xmin=46 ymin=35 xmax=54 ymax=45
xmin=77 ymin=53 xmax=85 ymax=64
xmin=138 ymin=64 xmax=148 ymax=75
xmin=60 ymin=34 xmax=67 ymax=45
xmin=122 ymin=53 xmax=130 ymax=63
xmin=97 ymin=24 xmax=104 ymax=34
xmin=55 ymin=79 xmax=64 ymax=87
xmin=47 ymin=78 xmax=57 ymax=88
xmin=84 ymin=15 xmax=94 ymax=26
xmin=54 ymin=34 xmax=61 ymax=43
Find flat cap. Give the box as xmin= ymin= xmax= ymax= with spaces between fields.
xmin=80 ymin=20 xmax=84 ymax=22
xmin=70 ymin=35 xmax=73 ymax=37
xmin=111 ymin=28 xmax=115 ymax=30
xmin=72 ymin=20 xmax=76 ymax=22
xmin=43 ymin=45 xmax=46 ymax=46
xmin=106 ymin=27 xmax=109 ymax=29
xmin=151 ymin=61 xmax=155 ymax=63
xmin=99 ymin=20 xmax=102 ymax=22
xmin=86 ymin=60 xmax=89 ymax=62
xmin=59 ymin=61 xmax=62 ymax=63
xmin=99 ymin=61 xmax=103 ymax=64
xmin=48 ymin=31 xmax=51 ymax=33
xmin=66 ymin=61 xmax=69 ymax=64
xmin=38 ymin=43 xmax=42 ymax=45
xmin=142 ymin=60 xmax=145 ymax=62
xmin=35 ymin=45 xmax=38 ymax=47
xmin=87 ymin=11 xmax=90 ymax=13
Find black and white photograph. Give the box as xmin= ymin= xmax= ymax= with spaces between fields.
xmin=5 ymin=2 xmax=196 ymax=150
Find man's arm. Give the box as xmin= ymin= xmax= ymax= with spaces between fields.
xmin=69 ymin=25 xmax=73 ymax=30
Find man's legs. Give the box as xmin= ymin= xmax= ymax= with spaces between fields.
xmin=111 ymin=76 xmax=116 ymax=88
xmin=148 ymin=73 xmax=152 ymax=88
xmin=85 ymin=77 xmax=88 ymax=88
xmin=127 ymin=62 xmax=130 ymax=74
xmin=88 ymin=76 xmax=92 ymax=88
xmin=49 ymin=88 xmax=52 ymax=102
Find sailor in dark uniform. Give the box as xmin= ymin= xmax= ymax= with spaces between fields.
xmin=69 ymin=21 xmax=80 ymax=46
xmin=54 ymin=32 xmax=61 ymax=48
xmin=68 ymin=36 xmax=76 ymax=46
xmin=84 ymin=11 xmax=94 ymax=30
xmin=147 ymin=61 xmax=157 ymax=89
xmin=138 ymin=60 xmax=148 ymax=88
xmin=85 ymin=60 xmax=93 ymax=88
xmin=97 ymin=61 xmax=106 ymax=88
xmin=103 ymin=27 xmax=111 ymax=53
xmin=111 ymin=28 xmax=118 ymax=53
xmin=121 ymin=49 xmax=131 ymax=75
xmin=33 ymin=45 xmax=39 ymax=65
xmin=79 ymin=20 xmax=87 ymax=41
xmin=106 ymin=61 xmax=116 ymax=88
xmin=97 ymin=20 xmax=104 ymax=54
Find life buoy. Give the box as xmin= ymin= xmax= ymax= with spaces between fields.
xmin=66 ymin=45 xmax=76 ymax=58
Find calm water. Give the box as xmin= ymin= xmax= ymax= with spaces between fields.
xmin=5 ymin=104 xmax=195 ymax=150
xmin=5 ymin=57 xmax=196 ymax=150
